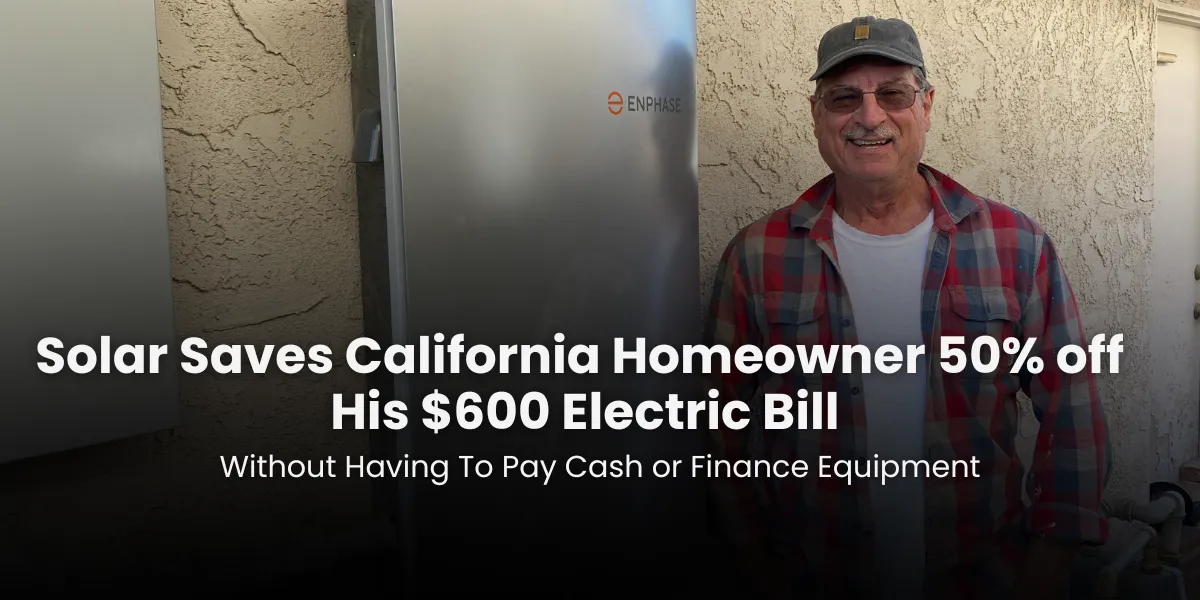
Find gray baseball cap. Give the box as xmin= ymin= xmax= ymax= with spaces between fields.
xmin=809 ymin=16 xmax=925 ymax=81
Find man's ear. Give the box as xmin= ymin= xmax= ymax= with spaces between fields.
xmin=922 ymin=87 xmax=935 ymax=131
xmin=810 ymin=88 xmax=822 ymax=136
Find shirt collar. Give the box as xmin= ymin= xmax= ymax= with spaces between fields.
xmin=789 ymin=163 xmax=985 ymax=240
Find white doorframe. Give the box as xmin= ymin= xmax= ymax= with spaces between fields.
xmin=1159 ymin=3 xmax=1200 ymax=28
xmin=1154 ymin=1 xmax=1200 ymax=480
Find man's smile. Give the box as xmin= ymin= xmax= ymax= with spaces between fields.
xmin=849 ymin=137 xmax=893 ymax=147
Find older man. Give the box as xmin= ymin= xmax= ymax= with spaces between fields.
xmin=704 ymin=16 xmax=1111 ymax=600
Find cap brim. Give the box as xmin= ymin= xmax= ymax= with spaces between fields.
xmin=809 ymin=45 xmax=923 ymax=81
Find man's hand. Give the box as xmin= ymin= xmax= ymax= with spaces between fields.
xmin=1013 ymin=537 xmax=1080 ymax=600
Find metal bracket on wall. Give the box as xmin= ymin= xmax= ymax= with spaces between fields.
xmin=352 ymin=107 xmax=383 ymax=164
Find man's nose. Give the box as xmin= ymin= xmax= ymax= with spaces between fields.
xmin=855 ymin=93 xmax=888 ymax=128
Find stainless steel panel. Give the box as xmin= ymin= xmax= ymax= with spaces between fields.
xmin=381 ymin=0 xmax=703 ymax=584
xmin=0 ymin=1 xmax=178 ymax=462
xmin=390 ymin=0 xmax=698 ymax=348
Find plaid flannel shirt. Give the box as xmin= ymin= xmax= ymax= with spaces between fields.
xmin=704 ymin=163 xmax=1112 ymax=598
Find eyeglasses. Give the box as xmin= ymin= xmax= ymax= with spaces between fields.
xmin=817 ymin=83 xmax=927 ymax=114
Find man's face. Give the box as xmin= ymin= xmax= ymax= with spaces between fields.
xmin=809 ymin=59 xmax=934 ymax=184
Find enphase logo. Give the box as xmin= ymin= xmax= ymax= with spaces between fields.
xmin=608 ymin=91 xmax=623 ymax=115
xmin=607 ymin=91 xmax=683 ymax=115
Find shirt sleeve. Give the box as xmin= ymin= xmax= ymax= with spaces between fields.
xmin=702 ymin=235 xmax=770 ymax=549
xmin=1019 ymin=231 xmax=1112 ymax=546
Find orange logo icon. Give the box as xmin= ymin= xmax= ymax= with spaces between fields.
xmin=608 ymin=91 xmax=623 ymax=115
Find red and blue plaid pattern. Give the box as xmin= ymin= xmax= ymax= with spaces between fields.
xmin=704 ymin=163 xmax=1111 ymax=598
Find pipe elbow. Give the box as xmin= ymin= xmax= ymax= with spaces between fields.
xmin=1119 ymin=492 xmax=1186 ymax=525
xmin=1165 ymin=491 xmax=1188 ymax=520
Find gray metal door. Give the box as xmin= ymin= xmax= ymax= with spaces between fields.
xmin=0 ymin=1 xmax=178 ymax=463
xmin=373 ymin=0 xmax=705 ymax=589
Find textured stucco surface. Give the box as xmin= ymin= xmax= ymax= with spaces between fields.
xmin=696 ymin=0 xmax=1174 ymax=504
xmin=0 ymin=0 xmax=373 ymax=578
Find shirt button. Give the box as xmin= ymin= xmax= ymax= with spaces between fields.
xmin=841 ymin=318 xmax=852 ymax=327
xmin=851 ymin=387 xmax=860 ymax=395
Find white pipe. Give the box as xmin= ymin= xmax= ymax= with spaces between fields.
xmin=1094 ymin=520 xmax=1157 ymax=600
xmin=1117 ymin=491 xmax=1186 ymax=525
xmin=1115 ymin=491 xmax=1187 ymax=560
xmin=1167 ymin=566 xmax=1189 ymax=600
xmin=1159 ymin=491 xmax=1186 ymax=562
xmin=1084 ymin=517 xmax=1133 ymax=562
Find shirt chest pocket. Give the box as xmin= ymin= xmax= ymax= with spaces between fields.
xmin=944 ymin=285 xmax=1023 ymax=378
xmin=757 ymin=291 xmax=825 ymax=347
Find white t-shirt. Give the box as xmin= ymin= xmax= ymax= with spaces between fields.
xmin=831 ymin=208 xmax=933 ymax=599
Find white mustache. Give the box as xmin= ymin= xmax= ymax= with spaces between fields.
xmin=843 ymin=124 xmax=898 ymax=140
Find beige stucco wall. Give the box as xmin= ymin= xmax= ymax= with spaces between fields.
xmin=154 ymin=0 xmax=375 ymax=561
xmin=697 ymin=0 xmax=1174 ymax=504
xmin=0 ymin=0 xmax=1191 ymax=579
